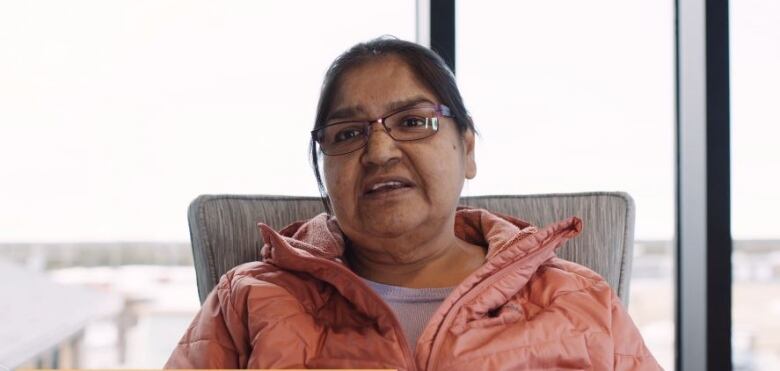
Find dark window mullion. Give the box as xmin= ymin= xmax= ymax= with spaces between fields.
xmin=676 ymin=0 xmax=732 ymax=370
xmin=430 ymin=0 xmax=456 ymax=73
xmin=705 ymin=0 xmax=732 ymax=368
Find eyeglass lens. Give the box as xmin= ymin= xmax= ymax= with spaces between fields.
xmin=319 ymin=106 xmax=441 ymax=155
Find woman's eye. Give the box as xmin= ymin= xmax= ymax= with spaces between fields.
xmin=333 ymin=127 xmax=364 ymax=142
xmin=400 ymin=117 xmax=427 ymax=128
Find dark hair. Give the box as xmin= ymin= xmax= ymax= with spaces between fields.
xmin=310 ymin=36 xmax=477 ymax=214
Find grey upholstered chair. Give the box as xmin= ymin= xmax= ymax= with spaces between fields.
xmin=187 ymin=192 xmax=635 ymax=306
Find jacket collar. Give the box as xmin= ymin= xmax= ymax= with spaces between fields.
xmin=258 ymin=207 xmax=581 ymax=295
xmin=257 ymin=207 xmax=582 ymax=365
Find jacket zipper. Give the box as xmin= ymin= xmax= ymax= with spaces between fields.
xmin=425 ymin=244 xmax=556 ymax=370
xmin=289 ymin=255 xmax=419 ymax=371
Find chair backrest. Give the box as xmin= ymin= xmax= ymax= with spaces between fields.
xmin=188 ymin=192 xmax=635 ymax=306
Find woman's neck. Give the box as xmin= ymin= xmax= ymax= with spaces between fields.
xmin=346 ymin=232 xmax=486 ymax=288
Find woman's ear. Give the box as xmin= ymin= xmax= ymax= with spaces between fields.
xmin=463 ymin=129 xmax=477 ymax=179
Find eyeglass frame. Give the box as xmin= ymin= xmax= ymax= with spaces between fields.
xmin=311 ymin=103 xmax=454 ymax=156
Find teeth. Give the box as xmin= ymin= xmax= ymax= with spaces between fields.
xmin=370 ymin=181 xmax=404 ymax=191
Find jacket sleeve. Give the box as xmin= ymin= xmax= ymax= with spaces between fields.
xmin=610 ymin=291 xmax=663 ymax=371
xmin=165 ymin=273 xmax=248 ymax=368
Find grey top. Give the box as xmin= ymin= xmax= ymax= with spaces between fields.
xmin=363 ymin=278 xmax=454 ymax=351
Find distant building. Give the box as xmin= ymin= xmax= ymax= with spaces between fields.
xmin=0 ymin=260 xmax=121 ymax=369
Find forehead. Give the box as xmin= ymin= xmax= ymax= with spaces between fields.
xmin=328 ymin=56 xmax=439 ymax=119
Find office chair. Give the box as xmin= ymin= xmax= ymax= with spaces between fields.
xmin=187 ymin=192 xmax=635 ymax=306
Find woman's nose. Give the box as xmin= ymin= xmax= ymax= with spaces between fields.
xmin=360 ymin=121 xmax=402 ymax=167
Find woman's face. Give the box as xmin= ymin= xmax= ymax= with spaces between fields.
xmin=323 ymin=56 xmax=476 ymax=248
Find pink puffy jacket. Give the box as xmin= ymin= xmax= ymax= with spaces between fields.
xmin=165 ymin=208 xmax=661 ymax=370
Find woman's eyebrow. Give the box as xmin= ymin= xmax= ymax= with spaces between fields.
xmin=386 ymin=96 xmax=435 ymax=112
xmin=326 ymin=96 xmax=435 ymax=122
xmin=327 ymin=106 xmax=365 ymax=122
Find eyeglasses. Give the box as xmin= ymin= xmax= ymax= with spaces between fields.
xmin=312 ymin=104 xmax=453 ymax=156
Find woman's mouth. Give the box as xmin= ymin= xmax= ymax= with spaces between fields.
xmin=362 ymin=177 xmax=415 ymax=197
xmin=368 ymin=181 xmax=407 ymax=193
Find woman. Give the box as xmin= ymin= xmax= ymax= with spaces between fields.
xmin=166 ymin=37 xmax=660 ymax=370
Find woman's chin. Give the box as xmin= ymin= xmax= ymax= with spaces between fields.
xmin=359 ymin=209 xmax=427 ymax=238
xmin=358 ymin=188 xmax=422 ymax=218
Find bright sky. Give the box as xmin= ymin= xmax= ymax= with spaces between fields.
xmin=0 ymin=0 xmax=777 ymax=242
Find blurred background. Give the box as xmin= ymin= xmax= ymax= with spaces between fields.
xmin=0 ymin=1 xmax=777 ymax=370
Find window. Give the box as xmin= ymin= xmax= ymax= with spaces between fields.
xmin=731 ymin=0 xmax=780 ymax=368
xmin=0 ymin=1 xmax=415 ymax=367
xmin=457 ymin=1 xmax=676 ymax=368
